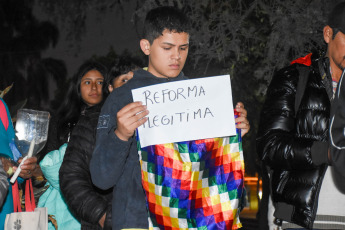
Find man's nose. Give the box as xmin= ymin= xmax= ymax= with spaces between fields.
xmin=172 ymin=48 xmax=181 ymax=60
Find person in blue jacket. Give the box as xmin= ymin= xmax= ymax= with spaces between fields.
xmin=0 ymin=97 xmax=38 ymax=229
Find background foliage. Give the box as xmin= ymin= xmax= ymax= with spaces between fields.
xmin=2 ymin=0 xmax=342 ymax=175
xmin=0 ymin=0 xmax=66 ymax=113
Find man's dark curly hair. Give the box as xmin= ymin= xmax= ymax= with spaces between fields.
xmin=142 ymin=6 xmax=191 ymax=44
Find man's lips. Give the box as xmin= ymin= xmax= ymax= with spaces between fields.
xmin=169 ymin=64 xmax=180 ymax=69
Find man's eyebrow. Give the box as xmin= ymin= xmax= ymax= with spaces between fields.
xmin=162 ymin=42 xmax=175 ymax=46
xmin=161 ymin=42 xmax=189 ymax=46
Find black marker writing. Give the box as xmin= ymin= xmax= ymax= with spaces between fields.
xmin=142 ymin=107 xmax=214 ymax=129
xmin=143 ymin=85 xmax=206 ymax=105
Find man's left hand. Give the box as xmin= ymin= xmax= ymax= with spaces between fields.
xmin=235 ymin=102 xmax=250 ymax=137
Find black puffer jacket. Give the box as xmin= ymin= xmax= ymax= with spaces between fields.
xmin=59 ymin=103 xmax=112 ymax=230
xmin=256 ymin=54 xmax=332 ymax=229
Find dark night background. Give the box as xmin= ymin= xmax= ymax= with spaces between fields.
xmin=0 ymin=1 xmax=342 ymax=216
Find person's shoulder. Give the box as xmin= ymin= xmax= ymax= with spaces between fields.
xmin=85 ymin=104 xmax=102 ymax=119
xmin=275 ymin=60 xmax=315 ymax=85
xmin=131 ymin=69 xmax=153 ymax=83
xmin=126 ymin=69 xmax=158 ymax=88
xmin=0 ymin=98 xmax=9 ymax=111
xmin=275 ymin=52 xmax=316 ymax=78
xmin=133 ymin=68 xmax=146 ymax=78
xmin=273 ymin=63 xmax=299 ymax=81
xmin=107 ymin=83 xmax=132 ymax=100
xmin=101 ymin=80 xmax=136 ymax=113
xmin=113 ymin=69 xmax=148 ymax=92
xmin=0 ymin=98 xmax=6 ymax=112
xmin=268 ymin=63 xmax=303 ymax=92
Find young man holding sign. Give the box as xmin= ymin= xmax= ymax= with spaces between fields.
xmin=90 ymin=6 xmax=250 ymax=230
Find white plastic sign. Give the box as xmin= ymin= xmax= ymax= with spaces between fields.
xmin=131 ymin=75 xmax=236 ymax=147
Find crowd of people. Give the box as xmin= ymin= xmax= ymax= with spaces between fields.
xmin=0 ymin=2 xmax=345 ymax=230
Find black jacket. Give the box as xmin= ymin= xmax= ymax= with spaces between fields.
xmin=330 ymin=69 xmax=345 ymax=177
xmin=60 ymin=103 xmax=112 ymax=230
xmin=256 ymin=54 xmax=332 ymax=229
xmin=40 ymin=114 xmax=76 ymax=163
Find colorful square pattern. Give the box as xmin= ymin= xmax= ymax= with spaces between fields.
xmin=137 ymin=132 xmax=244 ymax=230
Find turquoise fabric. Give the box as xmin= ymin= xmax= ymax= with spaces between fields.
xmin=37 ymin=143 xmax=81 ymax=230
xmin=0 ymin=98 xmax=15 ymax=230
xmin=0 ymin=98 xmax=14 ymax=158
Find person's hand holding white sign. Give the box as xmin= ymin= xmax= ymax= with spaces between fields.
xmin=131 ymin=75 xmax=236 ymax=147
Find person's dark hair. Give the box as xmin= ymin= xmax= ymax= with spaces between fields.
xmin=56 ymin=61 xmax=108 ymax=143
xmin=107 ymin=56 xmax=142 ymax=88
xmin=142 ymin=6 xmax=191 ymax=44
xmin=328 ymin=2 xmax=345 ymax=39
xmin=332 ymin=28 xmax=340 ymax=39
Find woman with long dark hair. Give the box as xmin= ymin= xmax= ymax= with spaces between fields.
xmin=38 ymin=61 xmax=113 ymax=230
xmin=43 ymin=61 xmax=109 ymax=155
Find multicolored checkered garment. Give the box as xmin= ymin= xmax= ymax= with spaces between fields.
xmin=137 ymin=133 xmax=244 ymax=230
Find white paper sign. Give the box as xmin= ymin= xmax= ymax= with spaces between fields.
xmin=131 ymin=75 xmax=236 ymax=147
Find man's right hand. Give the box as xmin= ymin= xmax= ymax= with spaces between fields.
xmin=115 ymin=101 xmax=149 ymax=141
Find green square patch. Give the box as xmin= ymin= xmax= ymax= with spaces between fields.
xmin=187 ymin=218 xmax=197 ymax=228
xmin=202 ymin=168 xmax=209 ymax=179
xmin=229 ymin=189 xmax=238 ymax=200
xmin=208 ymin=176 xmax=217 ymax=186
xmin=178 ymin=208 xmax=187 ymax=218
xmin=229 ymin=135 xmax=239 ymax=144
xmin=147 ymin=162 xmax=156 ymax=173
xmin=217 ymin=183 xmax=228 ymax=194
xmin=155 ymin=175 xmax=163 ymax=185
xmin=199 ymin=161 xmax=205 ymax=171
xmin=189 ymin=152 xmax=200 ymax=162
xmin=169 ymin=198 xmax=179 ymax=208
xmin=162 ymin=186 xmax=171 ymax=197
xmin=178 ymin=143 xmax=189 ymax=153
xmin=141 ymin=151 xmax=148 ymax=161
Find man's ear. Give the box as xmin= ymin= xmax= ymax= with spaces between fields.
xmin=140 ymin=39 xmax=151 ymax=55
xmin=323 ymin=25 xmax=333 ymax=44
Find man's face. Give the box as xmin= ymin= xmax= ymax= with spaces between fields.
xmin=144 ymin=29 xmax=189 ymax=79
xmin=108 ymin=71 xmax=134 ymax=93
xmin=325 ymin=27 xmax=345 ymax=79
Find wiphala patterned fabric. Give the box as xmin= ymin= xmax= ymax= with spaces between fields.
xmin=137 ymin=133 xmax=244 ymax=230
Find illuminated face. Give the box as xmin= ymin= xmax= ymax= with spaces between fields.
xmin=108 ymin=71 xmax=134 ymax=93
xmin=142 ymin=29 xmax=189 ymax=79
xmin=80 ymin=70 xmax=104 ymax=106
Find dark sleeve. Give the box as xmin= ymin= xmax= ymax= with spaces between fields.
xmin=256 ymin=65 xmax=320 ymax=171
xmin=46 ymin=116 xmax=59 ymax=152
xmin=329 ymin=75 xmax=345 ymax=176
xmin=330 ymin=145 xmax=345 ymax=177
xmin=59 ymin=115 xmax=108 ymax=225
xmin=0 ymin=161 xmax=9 ymax=207
xmin=90 ymin=93 xmax=132 ymax=190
